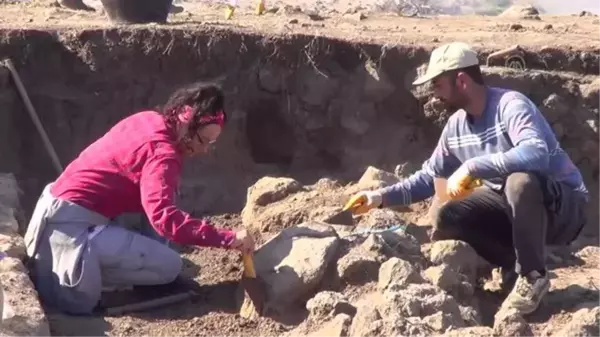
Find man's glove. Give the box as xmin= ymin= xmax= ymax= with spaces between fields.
xmin=344 ymin=190 xmax=383 ymax=215
xmin=446 ymin=165 xmax=482 ymax=200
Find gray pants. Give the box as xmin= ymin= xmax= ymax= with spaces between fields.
xmin=433 ymin=172 xmax=587 ymax=276
xmin=24 ymin=184 xmax=183 ymax=314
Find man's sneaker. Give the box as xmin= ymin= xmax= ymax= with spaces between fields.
xmin=501 ymin=270 xmax=550 ymax=314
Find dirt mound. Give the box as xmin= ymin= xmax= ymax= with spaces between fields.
xmin=499 ymin=4 xmax=540 ymax=19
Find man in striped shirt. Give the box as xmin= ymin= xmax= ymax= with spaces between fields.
xmin=346 ymin=42 xmax=588 ymax=315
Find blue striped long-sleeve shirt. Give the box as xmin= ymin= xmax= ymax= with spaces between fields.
xmin=379 ymin=86 xmax=588 ymax=207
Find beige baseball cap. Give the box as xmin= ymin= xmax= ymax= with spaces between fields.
xmin=412 ymin=42 xmax=479 ymax=86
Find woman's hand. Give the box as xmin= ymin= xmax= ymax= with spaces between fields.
xmin=230 ymin=229 xmax=255 ymax=255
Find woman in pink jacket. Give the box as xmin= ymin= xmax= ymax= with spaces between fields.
xmin=24 ymin=82 xmax=254 ymax=314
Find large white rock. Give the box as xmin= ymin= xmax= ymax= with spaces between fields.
xmin=254 ymin=223 xmax=341 ymax=314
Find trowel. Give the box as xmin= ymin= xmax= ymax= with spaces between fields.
xmin=238 ymin=253 xmax=266 ymax=319
xmin=321 ymin=194 xmax=366 ymax=226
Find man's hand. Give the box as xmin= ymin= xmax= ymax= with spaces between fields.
xmin=230 ymin=229 xmax=255 ymax=255
xmin=344 ymin=190 xmax=383 ymax=215
xmin=446 ymin=165 xmax=481 ymax=200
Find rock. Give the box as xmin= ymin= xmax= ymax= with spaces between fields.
xmin=508 ymin=23 xmax=524 ymax=31
xmin=343 ymin=167 xmax=400 ymax=196
xmin=493 ymin=309 xmax=533 ymax=337
xmin=576 ymin=246 xmax=600 ymax=266
xmin=378 ymin=314 xmax=434 ymax=336
xmin=0 ymin=257 xmax=27 ymax=273
xmin=307 ymin=13 xmax=325 ymax=21
xmin=351 ymin=311 xmax=433 ymax=337
xmin=254 ymin=223 xmax=340 ymax=313
xmin=460 ymin=305 xmax=483 ymax=326
xmin=378 ymin=283 xmax=462 ymax=321
xmin=311 ymin=313 xmax=353 ymax=337
xmin=443 ymin=326 xmax=494 ymax=337
xmin=284 ymin=311 xmax=351 ymax=337
xmin=277 ymin=4 xmax=302 ymax=14
xmin=541 ymin=93 xmax=570 ymax=122
xmin=357 ymin=166 xmax=400 ymax=187
xmin=423 ymin=311 xmax=465 ymax=333
xmin=379 ymin=226 xmax=421 ymax=256
xmin=245 ymin=176 xmax=302 ymax=207
xmin=306 ymin=291 xmax=356 ymax=320
xmin=0 ymin=233 xmax=25 ymax=259
xmin=423 ymin=264 xmax=474 ymax=300
xmin=585 ymin=118 xmax=598 ymax=134
xmin=358 ymin=208 xmax=403 ymax=229
xmin=241 ymin=177 xmax=305 ymax=231
xmin=348 ymin=305 xmax=382 ymax=337
xmin=337 ymin=247 xmax=381 ymax=285
xmin=360 ymin=233 xmax=386 ymax=254
xmin=554 ymin=306 xmax=599 ymax=337
xmin=0 ymin=271 xmax=50 ymax=336
xmin=580 ymin=79 xmax=600 ymax=106
xmin=499 ymin=4 xmax=539 ymax=18
xmin=344 ymin=11 xmax=367 ymax=21
xmin=429 ymin=240 xmax=489 ymax=282
xmin=579 ymin=10 xmax=597 ymax=17
xmin=378 ymin=257 xmax=423 ymax=292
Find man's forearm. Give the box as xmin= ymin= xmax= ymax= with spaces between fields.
xmin=378 ymin=169 xmax=435 ymax=207
xmin=464 ymin=139 xmax=549 ymax=179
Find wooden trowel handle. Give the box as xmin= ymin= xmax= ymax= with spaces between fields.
xmin=242 ymin=253 xmax=257 ymax=278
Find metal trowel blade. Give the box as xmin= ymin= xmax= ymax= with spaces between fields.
xmin=323 ymin=209 xmax=355 ymax=226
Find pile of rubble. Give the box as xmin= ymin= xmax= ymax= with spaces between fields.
xmin=241 ymin=167 xmax=600 ymax=336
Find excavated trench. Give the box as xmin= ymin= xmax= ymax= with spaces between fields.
xmin=0 ymin=26 xmax=598 ymax=336
xmin=0 ymin=27 xmax=597 ymax=223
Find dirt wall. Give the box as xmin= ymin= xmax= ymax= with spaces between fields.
xmin=0 ymin=27 xmax=597 ymax=236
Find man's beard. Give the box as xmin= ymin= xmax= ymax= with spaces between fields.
xmin=439 ymin=99 xmax=459 ymax=113
xmin=439 ymin=89 xmax=467 ymax=113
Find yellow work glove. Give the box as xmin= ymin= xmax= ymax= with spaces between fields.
xmin=343 ymin=190 xmax=383 ymax=215
xmin=446 ymin=166 xmax=482 ymax=200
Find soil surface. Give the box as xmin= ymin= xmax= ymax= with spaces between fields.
xmin=1 ymin=1 xmax=598 ymax=337
xmin=0 ymin=1 xmax=598 ymax=52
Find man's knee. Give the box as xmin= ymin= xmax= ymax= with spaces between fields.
xmin=433 ymin=202 xmax=462 ymax=239
xmin=505 ymin=172 xmax=543 ymax=203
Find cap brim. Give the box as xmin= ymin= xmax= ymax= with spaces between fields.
xmin=412 ymin=69 xmax=443 ymax=86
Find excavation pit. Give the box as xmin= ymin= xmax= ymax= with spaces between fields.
xmin=0 ymin=3 xmax=598 ymax=336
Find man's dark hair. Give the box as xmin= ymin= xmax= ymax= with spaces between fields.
xmin=448 ymin=65 xmax=485 ymax=85
xmin=161 ymin=81 xmax=227 ymax=142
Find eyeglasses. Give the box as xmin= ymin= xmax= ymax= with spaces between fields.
xmin=195 ymin=132 xmax=216 ymax=149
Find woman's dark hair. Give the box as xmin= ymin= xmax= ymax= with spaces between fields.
xmin=161 ymin=81 xmax=227 ymax=143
